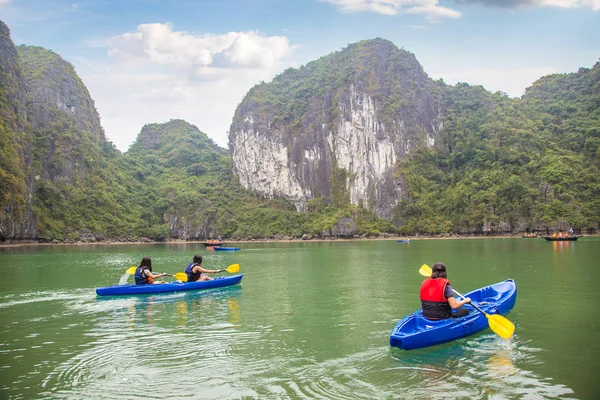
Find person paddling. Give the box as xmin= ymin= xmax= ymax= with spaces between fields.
xmin=134 ymin=256 xmax=168 ymax=285
xmin=420 ymin=262 xmax=471 ymax=319
xmin=185 ymin=254 xmax=223 ymax=282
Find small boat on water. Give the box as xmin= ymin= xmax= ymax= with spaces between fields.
xmin=542 ymin=236 xmax=581 ymax=241
xmin=521 ymin=235 xmax=538 ymax=239
xmin=96 ymin=274 xmax=244 ymax=296
xmin=390 ymin=279 xmax=517 ymax=350
xmin=213 ymin=247 xmax=241 ymax=251
xmin=201 ymin=240 xmax=223 ymax=247
xmin=397 ymin=239 xmax=411 ymax=243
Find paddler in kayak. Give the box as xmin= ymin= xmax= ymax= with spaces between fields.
xmin=134 ymin=256 xmax=168 ymax=285
xmin=185 ymin=254 xmax=224 ymax=282
xmin=420 ymin=262 xmax=471 ymax=319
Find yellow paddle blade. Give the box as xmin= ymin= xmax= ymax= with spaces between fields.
xmin=486 ymin=313 xmax=515 ymax=339
xmin=173 ymin=272 xmax=188 ymax=282
xmin=419 ymin=264 xmax=432 ymax=277
xmin=126 ymin=266 xmax=136 ymax=275
xmin=225 ymin=264 xmax=240 ymax=273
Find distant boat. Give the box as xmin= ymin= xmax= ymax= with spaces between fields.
xmin=201 ymin=240 xmax=223 ymax=247
xmin=521 ymin=235 xmax=538 ymax=238
xmin=542 ymin=236 xmax=581 ymax=241
xmin=397 ymin=239 xmax=411 ymax=243
xmin=213 ymin=247 xmax=241 ymax=251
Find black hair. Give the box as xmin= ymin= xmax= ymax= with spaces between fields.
xmin=431 ymin=262 xmax=447 ymax=279
xmin=139 ymin=256 xmax=152 ymax=271
xmin=193 ymin=254 xmax=203 ymax=264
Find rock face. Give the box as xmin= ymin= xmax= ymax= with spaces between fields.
xmin=229 ymin=39 xmax=444 ymax=219
xmin=17 ymin=45 xmax=107 ymax=183
xmin=1 ymin=21 xmax=134 ymax=241
xmin=0 ymin=21 xmax=36 ymax=239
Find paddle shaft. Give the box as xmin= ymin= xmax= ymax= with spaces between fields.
xmin=450 ymin=288 xmax=488 ymax=316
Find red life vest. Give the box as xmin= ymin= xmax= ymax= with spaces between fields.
xmin=420 ymin=278 xmax=449 ymax=302
xmin=420 ymin=278 xmax=452 ymax=319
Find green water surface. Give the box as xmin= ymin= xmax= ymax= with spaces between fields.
xmin=0 ymin=238 xmax=598 ymax=399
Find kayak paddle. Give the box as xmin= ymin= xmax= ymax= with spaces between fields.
xmin=419 ymin=264 xmax=515 ymax=339
xmin=125 ymin=266 xmax=136 ymax=275
xmin=173 ymin=263 xmax=240 ymax=282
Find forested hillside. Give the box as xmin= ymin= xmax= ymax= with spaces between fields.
xmin=393 ymin=63 xmax=600 ymax=234
xmin=121 ymin=119 xmax=393 ymax=239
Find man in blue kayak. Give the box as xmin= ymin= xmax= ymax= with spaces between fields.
xmin=420 ymin=262 xmax=471 ymax=319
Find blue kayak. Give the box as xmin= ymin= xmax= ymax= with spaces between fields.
xmin=213 ymin=247 xmax=241 ymax=251
xmin=96 ymin=274 xmax=244 ymax=296
xmin=397 ymin=239 xmax=411 ymax=243
xmin=390 ymin=279 xmax=517 ymax=350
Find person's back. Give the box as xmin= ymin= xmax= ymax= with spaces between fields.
xmin=135 ymin=256 xmax=154 ymax=285
xmin=185 ymin=259 xmax=202 ymax=282
xmin=420 ymin=262 xmax=471 ymax=320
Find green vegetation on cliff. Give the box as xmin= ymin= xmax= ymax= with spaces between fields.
xmin=393 ymin=63 xmax=600 ymax=234
xmin=12 ymin=45 xmax=144 ymax=240
xmin=0 ymin=21 xmax=33 ymax=238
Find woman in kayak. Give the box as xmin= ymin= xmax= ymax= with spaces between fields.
xmin=420 ymin=262 xmax=471 ymax=319
xmin=134 ymin=256 xmax=168 ymax=285
xmin=185 ymin=254 xmax=223 ymax=282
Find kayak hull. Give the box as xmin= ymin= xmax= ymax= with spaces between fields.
xmin=390 ymin=279 xmax=517 ymax=350
xmin=213 ymin=247 xmax=241 ymax=251
xmin=96 ymin=274 xmax=244 ymax=296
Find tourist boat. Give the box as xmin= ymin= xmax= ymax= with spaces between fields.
xmin=542 ymin=236 xmax=581 ymax=241
xmin=397 ymin=239 xmax=411 ymax=243
xmin=96 ymin=274 xmax=244 ymax=296
xmin=201 ymin=240 xmax=223 ymax=247
xmin=389 ymin=279 xmax=517 ymax=350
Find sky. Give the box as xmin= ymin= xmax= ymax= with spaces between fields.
xmin=1 ymin=0 xmax=599 ymax=151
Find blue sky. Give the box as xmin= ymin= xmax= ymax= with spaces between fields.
xmin=1 ymin=0 xmax=599 ymax=151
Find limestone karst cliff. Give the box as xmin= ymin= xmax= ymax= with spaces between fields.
xmin=0 ymin=22 xmax=142 ymax=241
xmin=229 ymin=38 xmax=444 ymax=219
xmin=0 ymin=21 xmax=36 ymax=239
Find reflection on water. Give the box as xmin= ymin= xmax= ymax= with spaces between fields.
xmin=552 ymin=241 xmax=574 ymax=252
xmin=36 ymin=286 xmax=245 ymax=399
xmin=386 ymin=336 xmax=575 ymax=399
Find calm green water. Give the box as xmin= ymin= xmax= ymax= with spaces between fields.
xmin=1 ymin=238 xmax=598 ymax=399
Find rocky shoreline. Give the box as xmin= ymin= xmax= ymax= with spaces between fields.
xmin=2 ymin=232 xmax=596 ymax=248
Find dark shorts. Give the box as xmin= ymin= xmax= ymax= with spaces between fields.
xmin=451 ymin=308 xmax=470 ymax=318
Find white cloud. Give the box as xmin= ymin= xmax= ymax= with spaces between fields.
xmin=321 ymin=0 xmax=600 ymax=15
xmin=582 ymin=0 xmax=600 ymax=10
xmin=108 ymin=23 xmax=295 ymax=71
xmin=455 ymin=0 xmax=600 ymax=10
xmin=80 ymin=23 xmax=297 ymax=151
xmin=319 ymin=0 xmax=461 ymax=19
